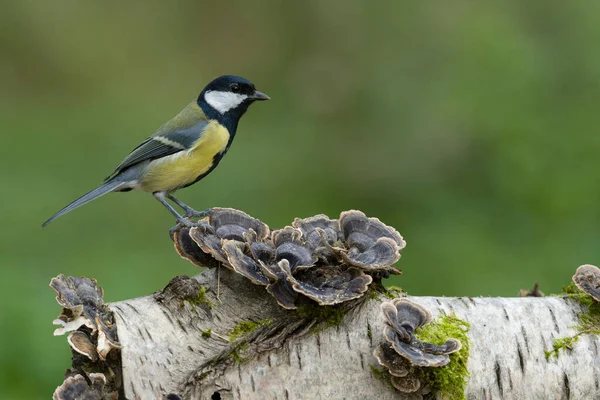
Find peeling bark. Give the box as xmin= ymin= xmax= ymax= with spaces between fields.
xmin=52 ymin=268 xmax=600 ymax=400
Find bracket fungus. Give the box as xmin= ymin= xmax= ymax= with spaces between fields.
xmin=173 ymin=209 xmax=405 ymax=309
xmin=53 ymin=373 xmax=114 ymax=400
xmin=374 ymin=299 xmax=462 ymax=395
xmin=173 ymin=227 xmax=220 ymax=269
xmin=292 ymin=214 xmax=344 ymax=261
xmin=338 ymin=210 xmax=405 ymax=271
xmin=67 ymin=331 xmax=98 ymax=362
xmin=288 ymin=265 xmax=373 ymax=305
xmin=573 ymin=264 xmax=600 ymax=302
xmin=50 ymin=275 xmax=121 ymax=360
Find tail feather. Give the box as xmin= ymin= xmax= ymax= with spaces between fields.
xmin=41 ymin=180 xmax=125 ymax=227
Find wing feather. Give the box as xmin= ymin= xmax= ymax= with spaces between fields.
xmin=104 ymin=102 xmax=209 ymax=180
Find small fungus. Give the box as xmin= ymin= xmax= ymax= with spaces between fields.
xmin=209 ymin=207 xmax=269 ymax=242
xmin=286 ymin=265 xmax=373 ymax=306
xmin=390 ymin=375 xmax=421 ymax=394
xmin=292 ymin=215 xmax=343 ymax=261
xmin=419 ymin=338 xmax=462 ymax=355
xmin=383 ymin=326 xmax=451 ymax=368
xmin=338 ymin=210 xmax=405 ymax=272
xmin=373 ymin=342 xmax=410 ymax=377
xmin=222 ymin=240 xmax=269 ymax=286
xmin=244 ymin=230 xmax=275 ymax=264
xmin=264 ymin=260 xmax=299 ymax=309
xmin=382 ymin=299 xmax=432 ymax=342
xmin=189 ymin=208 xmax=270 ymax=265
xmin=375 ymin=299 xmax=464 ymax=395
xmin=173 ymin=228 xmax=219 ymax=269
xmin=573 ymin=264 xmax=600 ymax=302
xmin=272 ymin=227 xmax=317 ymax=272
xmin=67 ymin=331 xmax=98 ymax=362
xmin=53 ymin=373 xmax=111 ymax=400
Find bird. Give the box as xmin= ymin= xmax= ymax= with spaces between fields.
xmin=42 ymin=75 xmax=269 ymax=228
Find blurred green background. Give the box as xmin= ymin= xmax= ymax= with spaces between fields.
xmin=2 ymin=0 xmax=600 ymax=397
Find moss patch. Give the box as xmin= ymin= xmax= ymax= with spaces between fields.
xmin=560 ymin=282 xmax=594 ymax=307
xmin=296 ymin=303 xmax=346 ymax=331
xmin=229 ymin=341 xmax=248 ymax=364
xmin=228 ymin=319 xmax=273 ymax=342
xmin=545 ymin=336 xmax=580 ymax=359
xmin=415 ymin=314 xmax=471 ymax=400
xmin=187 ymin=286 xmax=214 ymax=309
xmin=546 ymin=285 xmax=600 ymax=359
xmin=382 ymin=285 xmax=405 ymax=299
xmin=201 ymin=329 xmax=212 ymax=338
xmin=369 ymin=365 xmax=390 ymax=384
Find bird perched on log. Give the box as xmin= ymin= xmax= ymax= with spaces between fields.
xmin=42 ymin=75 xmax=269 ymax=228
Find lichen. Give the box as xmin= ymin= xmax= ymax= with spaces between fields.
xmin=296 ymin=303 xmax=346 ymax=331
xmin=201 ymin=329 xmax=212 ymax=338
xmin=415 ymin=314 xmax=471 ymax=400
xmin=187 ymin=286 xmax=214 ymax=309
xmin=546 ymin=285 xmax=600 ymax=359
xmin=228 ymin=319 xmax=273 ymax=342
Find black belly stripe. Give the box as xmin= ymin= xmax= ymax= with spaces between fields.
xmin=181 ymin=151 xmax=226 ymax=189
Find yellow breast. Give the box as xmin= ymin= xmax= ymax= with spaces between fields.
xmin=140 ymin=121 xmax=230 ymax=193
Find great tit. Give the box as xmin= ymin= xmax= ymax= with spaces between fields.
xmin=42 ymin=75 xmax=269 ymax=228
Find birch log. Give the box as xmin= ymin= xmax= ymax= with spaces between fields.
xmin=52 ymin=267 xmax=600 ymax=400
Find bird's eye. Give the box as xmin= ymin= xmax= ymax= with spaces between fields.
xmin=230 ymin=84 xmax=240 ymax=93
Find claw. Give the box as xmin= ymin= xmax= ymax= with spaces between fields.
xmin=169 ymin=215 xmax=214 ymax=239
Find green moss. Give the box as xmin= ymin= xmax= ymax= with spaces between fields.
xmin=369 ymin=365 xmax=390 ymax=384
xmin=229 ymin=341 xmax=248 ymax=364
xmin=545 ymin=336 xmax=580 ymax=359
xmin=415 ymin=314 xmax=471 ymax=400
xmin=228 ymin=319 xmax=273 ymax=342
xmin=367 ymin=289 xmax=380 ymax=301
xmin=560 ymin=282 xmax=594 ymax=307
xmin=201 ymin=329 xmax=212 ymax=338
xmin=187 ymin=286 xmax=214 ymax=309
xmin=381 ymin=285 xmax=405 ymax=299
xmin=225 ymin=319 xmax=273 ymax=365
xmin=546 ymin=286 xmax=600 ymax=359
xmin=296 ymin=303 xmax=346 ymax=331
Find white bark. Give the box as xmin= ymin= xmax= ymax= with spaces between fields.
xmin=99 ymin=268 xmax=600 ymax=400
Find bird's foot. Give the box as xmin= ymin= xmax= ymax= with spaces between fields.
xmin=183 ymin=207 xmax=213 ymax=219
xmin=168 ymin=213 xmax=212 ymax=239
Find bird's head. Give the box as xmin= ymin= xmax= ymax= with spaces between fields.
xmin=199 ymin=75 xmax=269 ymax=121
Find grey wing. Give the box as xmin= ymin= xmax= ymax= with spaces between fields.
xmin=104 ymin=120 xmax=209 ymax=181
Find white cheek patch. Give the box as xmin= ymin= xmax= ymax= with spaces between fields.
xmin=204 ymin=90 xmax=248 ymax=114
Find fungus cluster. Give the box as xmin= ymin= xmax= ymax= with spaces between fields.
xmin=50 ymin=275 xmax=121 ymax=361
xmin=173 ymin=208 xmax=405 ymax=309
xmin=374 ymin=299 xmax=462 ymax=395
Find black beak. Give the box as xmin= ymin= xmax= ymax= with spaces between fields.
xmin=250 ymin=90 xmax=270 ymax=101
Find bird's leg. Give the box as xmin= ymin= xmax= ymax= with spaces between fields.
xmin=167 ymin=194 xmax=212 ymax=218
xmin=153 ymin=192 xmax=196 ymax=228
